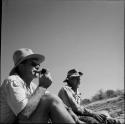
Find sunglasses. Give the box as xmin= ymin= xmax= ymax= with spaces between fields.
xmin=30 ymin=61 xmax=40 ymax=69
xmin=23 ymin=60 xmax=40 ymax=69
xmin=70 ymin=76 xmax=80 ymax=81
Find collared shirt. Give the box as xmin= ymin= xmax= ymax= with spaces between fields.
xmin=58 ymin=85 xmax=82 ymax=113
xmin=58 ymin=85 xmax=99 ymax=117
xmin=0 ymin=75 xmax=37 ymax=124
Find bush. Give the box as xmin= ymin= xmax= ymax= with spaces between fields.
xmin=90 ymin=89 xmax=124 ymax=102
xmin=81 ymin=99 xmax=91 ymax=105
xmin=115 ymin=89 xmax=124 ymax=96
xmin=91 ymin=89 xmax=105 ymax=102
xmin=105 ymin=89 xmax=117 ymax=98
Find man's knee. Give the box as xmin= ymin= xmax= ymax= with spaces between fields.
xmin=40 ymin=93 xmax=63 ymax=109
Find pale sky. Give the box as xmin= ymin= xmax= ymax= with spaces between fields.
xmin=1 ymin=0 xmax=124 ymax=99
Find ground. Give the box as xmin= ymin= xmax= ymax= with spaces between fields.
xmin=82 ymin=95 xmax=124 ymax=124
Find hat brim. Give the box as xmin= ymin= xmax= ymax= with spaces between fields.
xmin=63 ymin=72 xmax=83 ymax=82
xmin=9 ymin=54 xmax=45 ymax=75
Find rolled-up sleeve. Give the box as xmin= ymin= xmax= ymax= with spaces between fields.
xmin=4 ymin=79 xmax=28 ymax=116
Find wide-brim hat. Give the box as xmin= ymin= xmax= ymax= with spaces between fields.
xmin=9 ymin=48 xmax=45 ymax=75
xmin=63 ymin=69 xmax=83 ymax=82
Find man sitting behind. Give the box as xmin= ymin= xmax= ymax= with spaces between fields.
xmin=58 ymin=69 xmax=121 ymax=124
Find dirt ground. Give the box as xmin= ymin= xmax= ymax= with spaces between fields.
xmin=84 ymin=95 xmax=124 ymax=124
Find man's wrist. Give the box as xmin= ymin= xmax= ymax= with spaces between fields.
xmin=37 ymin=86 xmax=47 ymax=96
xmin=82 ymin=108 xmax=93 ymax=116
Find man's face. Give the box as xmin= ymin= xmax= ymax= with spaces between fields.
xmin=70 ymin=76 xmax=80 ymax=88
xmin=21 ymin=59 xmax=40 ymax=78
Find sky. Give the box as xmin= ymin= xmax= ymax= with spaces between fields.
xmin=1 ymin=0 xmax=124 ymax=99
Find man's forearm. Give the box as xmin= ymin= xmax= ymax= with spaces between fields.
xmin=18 ymin=86 xmax=46 ymax=119
xmin=72 ymin=104 xmax=93 ymax=116
xmin=82 ymin=108 xmax=94 ymax=116
xmin=71 ymin=103 xmax=83 ymax=116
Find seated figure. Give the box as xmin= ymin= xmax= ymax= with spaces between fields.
xmin=0 ymin=48 xmax=76 ymax=124
xmin=58 ymin=69 xmax=121 ymax=124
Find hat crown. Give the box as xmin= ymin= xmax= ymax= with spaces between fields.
xmin=67 ymin=69 xmax=83 ymax=78
xmin=67 ymin=69 xmax=77 ymax=77
xmin=63 ymin=69 xmax=83 ymax=82
xmin=13 ymin=48 xmax=34 ymax=65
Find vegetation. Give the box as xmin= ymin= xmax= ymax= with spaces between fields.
xmin=81 ymin=89 xmax=124 ymax=105
xmin=80 ymin=89 xmax=124 ymax=123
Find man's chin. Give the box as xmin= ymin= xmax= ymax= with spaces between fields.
xmin=34 ymin=74 xmax=38 ymax=78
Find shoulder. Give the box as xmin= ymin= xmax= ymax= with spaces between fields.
xmin=61 ymin=85 xmax=71 ymax=89
xmin=63 ymin=85 xmax=72 ymax=92
xmin=0 ymin=75 xmax=25 ymax=97
xmin=59 ymin=85 xmax=67 ymax=91
xmin=2 ymin=75 xmax=24 ymax=88
xmin=59 ymin=85 xmax=72 ymax=94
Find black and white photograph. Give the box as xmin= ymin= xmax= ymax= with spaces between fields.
xmin=1 ymin=0 xmax=124 ymax=123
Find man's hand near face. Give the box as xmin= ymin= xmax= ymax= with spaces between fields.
xmin=39 ymin=69 xmax=52 ymax=89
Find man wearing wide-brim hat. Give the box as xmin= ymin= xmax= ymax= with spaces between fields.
xmin=0 ymin=48 xmax=75 ymax=124
xmin=58 ymin=69 xmax=121 ymax=124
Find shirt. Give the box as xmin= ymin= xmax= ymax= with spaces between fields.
xmin=0 ymin=75 xmax=36 ymax=124
xmin=58 ymin=85 xmax=94 ymax=116
xmin=58 ymin=85 xmax=82 ymax=113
